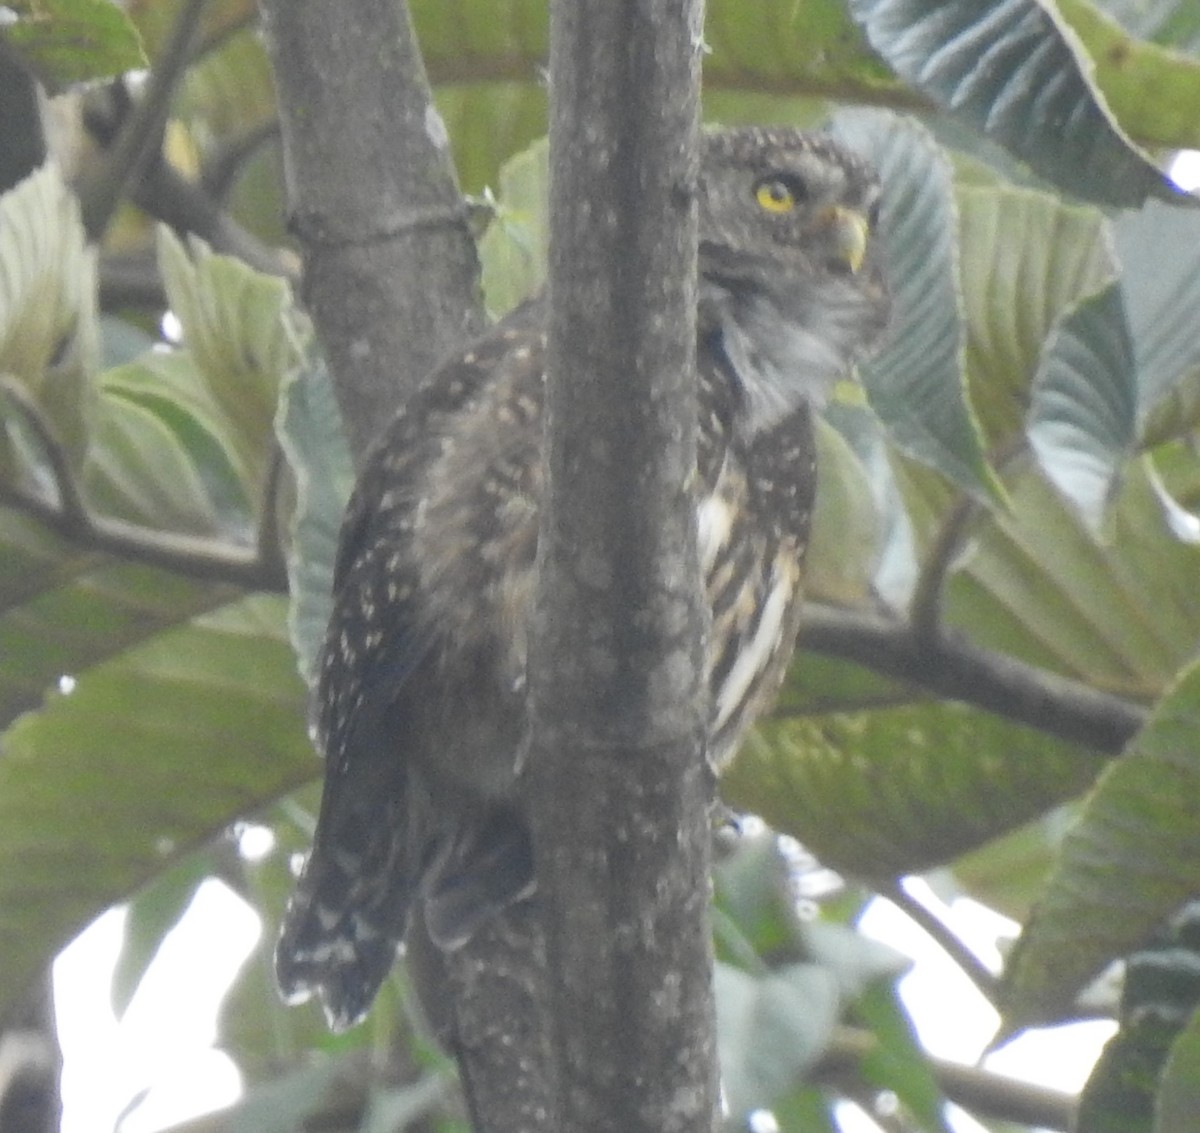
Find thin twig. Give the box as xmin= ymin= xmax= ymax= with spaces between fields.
xmin=79 ymin=0 xmax=210 ymax=238
xmin=879 ymin=880 xmax=1001 ymax=1005
xmin=817 ymin=1025 xmax=1076 ymax=1131
xmin=132 ymin=157 xmax=292 ymax=278
xmin=98 ymin=251 xmax=167 ymax=311
xmin=0 ymin=378 xmax=87 ymax=524
xmin=256 ymin=444 xmax=288 ymax=582
xmin=908 ymin=493 xmax=978 ymax=645
xmin=202 ymin=119 xmax=281 ymax=203
xmin=0 ymin=377 xmax=287 ymax=592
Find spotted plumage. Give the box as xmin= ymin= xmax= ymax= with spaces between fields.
xmin=276 ymin=127 xmax=890 ymax=1030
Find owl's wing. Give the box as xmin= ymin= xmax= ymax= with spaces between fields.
xmin=276 ymin=304 xmax=547 ymax=1030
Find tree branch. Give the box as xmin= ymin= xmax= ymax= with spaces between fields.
xmin=258 ymin=0 xmax=484 ymax=464
xmin=818 ymin=1025 xmax=1076 ymax=1131
xmin=129 ymin=154 xmax=292 ymax=279
xmin=77 ymin=0 xmax=208 ymax=239
xmin=799 ymin=603 xmax=1146 ymax=754
xmin=879 ymin=881 xmax=1000 ymax=1006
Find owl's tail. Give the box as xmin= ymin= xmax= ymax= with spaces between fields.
xmin=275 ymin=798 xmax=534 ymax=1031
xmin=274 ymin=830 xmax=413 ymax=1032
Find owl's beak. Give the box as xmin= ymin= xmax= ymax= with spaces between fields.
xmin=820 ymin=205 xmax=870 ymax=274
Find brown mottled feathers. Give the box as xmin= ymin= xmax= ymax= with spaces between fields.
xmin=276 ymin=126 xmax=890 ymax=1030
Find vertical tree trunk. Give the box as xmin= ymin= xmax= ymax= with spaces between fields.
xmin=258 ymin=0 xmax=484 ymax=464
xmin=529 ymin=2 xmax=717 ymax=1131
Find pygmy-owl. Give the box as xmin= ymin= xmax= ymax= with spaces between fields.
xmin=276 ymin=126 xmax=890 ymax=1030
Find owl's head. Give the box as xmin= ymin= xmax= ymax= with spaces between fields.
xmin=697 ymin=127 xmax=891 ymax=428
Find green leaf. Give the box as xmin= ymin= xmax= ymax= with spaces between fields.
xmin=806 ymin=416 xmax=882 ymax=606
xmin=723 ymin=701 xmax=1101 ymax=881
xmin=478 ymin=137 xmax=550 ymax=317
xmin=157 ymin=228 xmax=308 ymax=504
xmin=0 ymin=517 xmax=234 ymax=727
xmin=3 ymin=0 xmax=146 ymax=89
xmin=110 ymin=855 xmax=210 ymax=1017
xmin=772 ymin=648 xmax=917 ymax=718
xmin=1114 ymin=201 xmax=1200 ymax=442
xmin=438 ymin=83 xmax=550 ymax=199
xmin=411 ymin=0 xmax=901 ymax=192
xmin=855 ymin=983 xmax=953 ymax=1133
xmin=1058 ymin=0 xmax=1200 ymax=151
xmin=84 ymin=361 xmax=240 ymax=534
xmin=96 ymin=353 xmax=253 ymax=529
xmin=715 ymin=960 xmax=842 ymax=1122
xmin=714 ymin=829 xmax=798 ymax=962
xmin=1028 ymin=282 xmax=1137 ymax=525
xmin=766 ymin=1086 xmax=839 ymax=1132
xmin=952 ymin=808 xmax=1073 ymax=922
xmin=832 ymin=110 xmax=1002 ymax=505
xmin=1093 ymin=0 xmax=1200 ymax=53
xmin=0 ymin=596 xmax=315 ymax=1021
xmin=945 ymin=461 xmax=1200 ymax=696
xmin=360 ymin=1076 xmax=454 ymax=1133
xmin=957 ymin=184 xmax=1115 ymax=447
xmin=1156 ymin=1008 xmax=1200 ymax=1133
xmin=1002 ymin=655 xmax=1200 ymax=1029
xmin=847 ymin=0 xmax=1187 ymax=208
xmin=0 ymin=162 xmax=98 ymax=473
xmin=275 ymin=355 xmax=353 ymax=684
xmin=704 ymin=0 xmax=892 ymax=95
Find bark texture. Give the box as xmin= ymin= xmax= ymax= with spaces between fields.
xmin=528 ymin=2 xmax=717 ymax=1131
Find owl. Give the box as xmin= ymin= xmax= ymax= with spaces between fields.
xmin=276 ymin=126 xmax=890 ymax=1031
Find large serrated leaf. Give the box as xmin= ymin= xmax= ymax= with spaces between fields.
xmin=0 ymin=163 xmax=98 ymax=472
xmin=833 ymin=110 xmax=1002 ymax=505
xmin=957 ymin=183 xmax=1115 ymax=446
xmin=1028 ymin=282 xmax=1138 ymax=525
xmin=95 ymin=352 xmax=253 ymax=530
xmin=0 ymin=515 xmax=235 ymax=727
xmin=945 ymin=461 xmax=1200 ymax=695
xmin=722 ymin=701 xmax=1101 ymax=881
xmin=703 ymin=0 xmax=893 ymax=94
xmin=1001 ymin=655 xmax=1200 ymax=1030
xmin=952 ymin=808 xmax=1074 ymax=921
xmin=0 ymin=595 xmax=315 ymax=1021
xmin=847 ymin=0 xmax=1185 ymax=208
xmin=1113 ymin=201 xmax=1200 ymax=442
xmin=157 ymin=228 xmax=307 ymax=503
xmin=275 ymin=356 xmax=353 ymax=685
xmin=84 ymin=372 xmax=232 ymax=535
xmin=806 ymin=416 xmax=881 ymax=606
xmin=1057 ymin=0 xmax=1200 ymax=151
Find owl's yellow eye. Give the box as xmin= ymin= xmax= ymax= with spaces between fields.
xmin=754 ymin=178 xmax=797 ymax=214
